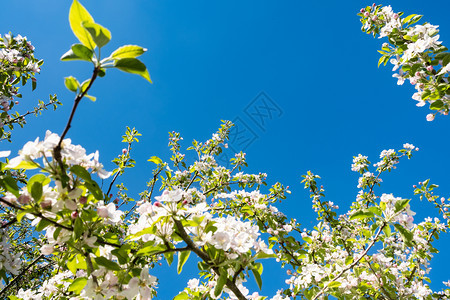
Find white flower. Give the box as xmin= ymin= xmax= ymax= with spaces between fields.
xmin=40 ymin=244 xmax=54 ymax=255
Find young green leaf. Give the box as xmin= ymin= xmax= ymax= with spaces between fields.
xmin=94 ymin=256 xmax=121 ymax=271
xmin=214 ymin=271 xmax=227 ymax=297
xmin=65 ymin=76 xmax=80 ymax=92
xmin=114 ymin=58 xmax=152 ymax=83
xmin=68 ymin=277 xmax=87 ymax=293
xmin=111 ymin=45 xmax=147 ymax=59
xmin=31 ymin=181 xmax=43 ymax=201
xmin=71 ymin=44 xmax=94 ymax=61
xmin=177 ymin=250 xmax=191 ymax=274
xmin=69 ymin=0 xmax=95 ymax=50
xmin=82 ymin=21 xmax=111 ymax=49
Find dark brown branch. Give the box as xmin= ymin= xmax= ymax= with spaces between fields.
xmin=0 ymin=217 xmax=17 ymax=229
xmin=53 ymin=67 xmax=99 ymax=173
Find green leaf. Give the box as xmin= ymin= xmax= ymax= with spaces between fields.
xmin=68 ymin=277 xmax=87 ymax=293
xmin=349 ymin=209 xmax=374 ymax=221
xmin=80 ymin=79 xmax=91 ymax=93
xmin=69 ymin=0 xmax=95 ymax=49
xmin=394 ymin=224 xmax=414 ymax=246
xmin=85 ymin=94 xmax=96 ymax=102
xmin=35 ymin=218 xmax=51 ymax=232
xmin=177 ymin=250 xmax=190 ymax=274
xmin=430 ymin=100 xmax=444 ymax=110
xmin=111 ymin=45 xmax=147 ymax=59
xmin=251 ymin=263 xmax=263 ymax=290
xmin=84 ymin=181 xmax=103 ymax=200
xmin=70 ymin=165 xmax=92 ymax=181
xmin=94 ymin=256 xmax=121 ymax=271
xmin=71 ymin=44 xmax=94 ymax=62
xmin=7 ymin=160 xmax=39 ymax=170
xmin=61 ymin=49 xmax=81 ymax=61
xmin=394 ymin=199 xmax=410 ymax=214
xmin=67 ymin=255 xmax=77 ymax=275
xmin=173 ymin=292 xmax=190 ymax=300
xmin=82 ymin=21 xmax=111 ymax=49
xmin=1 ymin=175 xmax=20 ymax=197
xmin=214 ymin=271 xmax=227 ymax=297
xmin=30 ymin=181 xmax=43 ymax=201
xmin=328 ymin=281 xmax=342 ymax=288
xmin=136 ymin=243 xmax=166 ymax=256
xmin=114 ymin=58 xmax=152 ymax=83
xmin=148 ymin=156 xmax=163 ymax=165
xmin=27 ymin=174 xmax=50 ymax=194
xmin=74 ymin=217 xmax=83 ymax=240
xmin=164 ymin=252 xmax=174 ymax=266
xmin=111 ymin=248 xmax=130 ymax=265
xmin=65 ymin=76 xmax=79 ymax=92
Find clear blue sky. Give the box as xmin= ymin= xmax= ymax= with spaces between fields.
xmin=2 ymin=0 xmax=450 ymax=298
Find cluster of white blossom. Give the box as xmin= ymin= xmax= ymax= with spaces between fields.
xmin=360 ymin=5 xmax=450 ymax=120
xmin=0 ymin=228 xmax=22 ymax=276
xmin=7 ymin=130 xmax=111 ymax=179
xmin=0 ymin=33 xmax=40 ymax=115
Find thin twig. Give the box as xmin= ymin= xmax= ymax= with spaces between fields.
xmin=312 ymin=222 xmax=386 ymax=300
xmin=0 ymin=254 xmax=43 ymax=297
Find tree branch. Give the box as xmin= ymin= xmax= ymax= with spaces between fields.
xmin=173 ymin=218 xmax=247 ymax=300
xmin=0 ymin=254 xmax=43 ymax=298
xmin=312 ymin=222 xmax=386 ymax=300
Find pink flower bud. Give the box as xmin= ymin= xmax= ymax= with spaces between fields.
xmin=122 ymin=148 xmax=127 ymax=154
xmin=182 ymin=200 xmax=188 ymax=205
xmin=79 ymin=196 xmax=87 ymax=204
xmin=360 ymin=8 xmax=365 ymax=13
xmin=71 ymin=211 xmax=79 ymax=219
xmin=372 ymin=16 xmax=378 ymax=21
xmin=154 ymin=201 xmax=162 ymax=207
xmin=18 ymin=195 xmax=31 ymax=205
xmin=415 ymin=71 xmax=421 ymax=77
xmin=427 ymin=65 xmax=434 ymax=72
xmin=113 ymin=198 xmax=119 ymax=204
xmin=441 ymin=197 xmax=446 ymax=203
xmin=15 ymin=101 xmax=19 ymax=105
xmin=40 ymin=200 xmax=52 ymax=209
xmin=426 ymin=114 xmax=435 ymax=121
xmin=393 ymin=13 xmax=399 ymax=19
xmin=364 ymin=12 xmax=370 ymax=17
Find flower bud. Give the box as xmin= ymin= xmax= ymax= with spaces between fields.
xmin=41 ymin=200 xmax=52 ymax=209
xmin=79 ymin=196 xmax=87 ymax=204
xmin=18 ymin=195 xmax=31 ymax=205
xmin=393 ymin=13 xmax=399 ymax=19
xmin=122 ymin=148 xmax=127 ymax=154
xmin=426 ymin=114 xmax=435 ymax=121
xmin=154 ymin=201 xmax=162 ymax=207
xmin=427 ymin=65 xmax=434 ymax=72
xmin=360 ymin=8 xmax=365 ymax=13
xmin=71 ymin=211 xmax=79 ymax=219
xmin=415 ymin=71 xmax=421 ymax=77
xmin=364 ymin=12 xmax=370 ymax=17
xmin=372 ymin=16 xmax=378 ymax=21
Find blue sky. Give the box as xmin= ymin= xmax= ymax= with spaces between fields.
xmin=2 ymin=0 xmax=450 ymax=298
